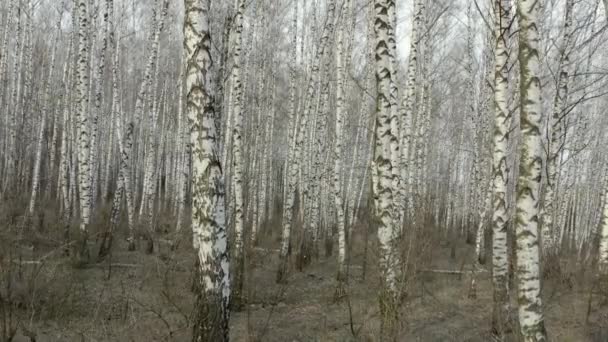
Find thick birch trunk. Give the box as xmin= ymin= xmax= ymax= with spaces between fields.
xmin=514 ymin=0 xmax=548 ymax=338
xmin=373 ymin=0 xmax=400 ymax=336
xmin=184 ymin=1 xmax=231 ymax=340
xmin=491 ymin=0 xmax=512 ymax=336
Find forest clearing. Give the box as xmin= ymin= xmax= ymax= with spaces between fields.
xmin=1 ymin=0 xmax=608 ymax=341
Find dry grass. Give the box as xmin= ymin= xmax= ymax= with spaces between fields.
xmin=1 ymin=200 xmax=607 ymax=341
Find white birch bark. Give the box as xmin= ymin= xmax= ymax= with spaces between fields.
xmin=99 ymin=32 xmax=122 ymax=258
xmin=307 ymin=53 xmax=331 ymax=262
xmin=175 ymin=73 xmax=187 ymax=235
xmin=28 ymin=112 xmax=46 ymax=218
xmin=0 ymin=0 xmax=14 ymax=84
xmin=514 ymin=0 xmax=548 ymax=338
xmin=373 ymin=0 xmax=400 ymax=334
xmin=0 ymin=0 xmax=15 ymax=182
xmin=387 ymin=0 xmax=400 ymax=224
xmin=184 ymin=1 xmax=230 ymax=339
xmin=399 ymin=0 xmax=422 ymax=225
xmin=58 ymin=30 xmax=74 ymax=250
xmin=415 ymin=23 xmax=430 ymax=215
xmin=75 ymin=0 xmax=92 ymax=262
xmin=229 ymin=0 xmax=246 ymax=303
xmin=466 ymin=4 xmax=480 ymax=244
xmin=334 ymin=0 xmax=350 ymax=293
xmin=89 ymin=0 xmax=112 ymax=208
xmin=599 ymin=172 xmax=608 ymax=274
xmin=4 ymin=3 xmax=21 ymax=193
xmin=491 ymin=0 xmax=511 ymax=335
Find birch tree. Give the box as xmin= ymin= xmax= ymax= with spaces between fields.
xmin=75 ymin=0 xmax=92 ymax=263
xmin=514 ymin=0 xmax=548 ymax=339
xmin=398 ymin=0 xmax=422 ymax=226
xmin=229 ymin=0 xmax=247 ymax=308
xmin=491 ymin=0 xmax=511 ymax=336
xmin=373 ymin=0 xmax=400 ymax=336
xmin=541 ymin=0 xmax=574 ymax=256
xmin=184 ymin=0 xmax=230 ymax=339
xmin=599 ymin=174 xmax=608 ymax=275
xmin=333 ymin=0 xmax=350 ymax=298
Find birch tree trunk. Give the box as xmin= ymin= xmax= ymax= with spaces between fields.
xmin=0 ymin=0 xmax=14 ymax=173
xmin=98 ymin=31 xmax=121 ymax=259
xmin=229 ymin=0 xmax=247 ymax=308
xmin=75 ymin=0 xmax=92 ymax=263
xmin=373 ymin=0 xmax=400 ymax=336
xmin=175 ymin=74 xmax=187 ymax=237
xmin=89 ymin=0 xmax=112 ymax=210
xmin=0 ymin=0 xmax=13 ymax=82
xmin=514 ymin=0 xmax=548 ymax=339
xmin=184 ymin=0 xmax=230 ymax=340
xmin=541 ymin=0 xmax=573 ymax=256
xmin=307 ymin=50 xmax=330 ymax=263
xmin=399 ymin=0 xmax=422 ymax=226
xmin=4 ymin=3 xmax=21 ymax=195
xmin=491 ymin=0 xmax=512 ymax=336
xmin=58 ymin=29 xmax=74 ymax=253
xmin=333 ymin=0 xmax=350 ymax=298
xmin=28 ymin=112 xmax=46 ymax=219
xmin=599 ymin=173 xmax=608 ymax=275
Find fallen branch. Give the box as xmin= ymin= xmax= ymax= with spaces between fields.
xmin=419 ymin=268 xmax=488 ymax=275
xmin=12 ymin=260 xmax=141 ymax=269
xmin=91 ymin=263 xmax=141 ymax=269
xmin=12 ymin=260 xmax=43 ymax=265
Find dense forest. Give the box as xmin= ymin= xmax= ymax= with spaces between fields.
xmin=0 ymin=0 xmax=608 ymax=340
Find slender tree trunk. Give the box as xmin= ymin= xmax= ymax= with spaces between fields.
xmin=398 ymin=0 xmax=422 ymax=227
xmin=28 ymin=112 xmax=46 ymax=219
xmin=333 ymin=0 xmax=350 ymax=298
xmin=75 ymin=0 xmax=92 ymax=263
xmin=175 ymin=74 xmax=187 ymax=237
xmin=0 ymin=0 xmax=14 ymax=90
xmin=541 ymin=0 xmax=573 ymax=256
xmin=491 ymin=0 xmax=511 ymax=336
xmin=599 ymin=172 xmax=608 ymax=275
xmin=4 ymin=3 xmax=21 ymax=195
xmin=0 ymin=0 xmax=15 ymax=194
xmin=98 ymin=31 xmax=121 ymax=259
xmin=229 ymin=0 xmax=247 ymax=307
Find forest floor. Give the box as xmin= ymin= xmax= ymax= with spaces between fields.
xmin=1 ymin=203 xmax=608 ymax=341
